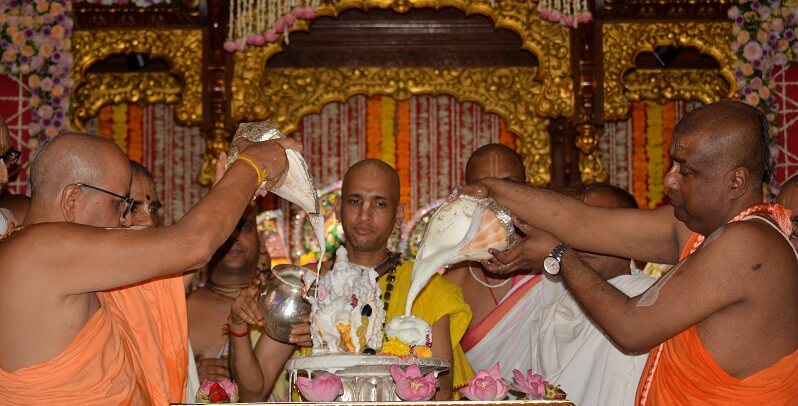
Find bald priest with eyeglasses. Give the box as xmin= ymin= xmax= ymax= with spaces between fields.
xmin=0 ymin=131 xmax=299 ymax=404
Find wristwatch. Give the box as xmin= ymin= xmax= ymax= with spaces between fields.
xmin=543 ymin=242 xmax=569 ymax=275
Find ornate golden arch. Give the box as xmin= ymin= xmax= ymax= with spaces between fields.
xmin=70 ymin=28 xmax=203 ymax=129
xmin=230 ymin=0 xmax=573 ymax=186
xmin=602 ymin=22 xmax=736 ymax=121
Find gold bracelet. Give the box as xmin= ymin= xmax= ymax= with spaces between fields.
xmin=235 ymin=154 xmax=268 ymax=186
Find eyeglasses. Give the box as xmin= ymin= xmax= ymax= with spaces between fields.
xmin=75 ymin=182 xmax=135 ymax=217
xmin=0 ymin=148 xmax=21 ymax=167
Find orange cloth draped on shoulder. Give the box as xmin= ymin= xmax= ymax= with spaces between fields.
xmin=0 ymin=275 xmax=188 ymax=405
xmin=635 ymin=203 xmax=798 ymax=405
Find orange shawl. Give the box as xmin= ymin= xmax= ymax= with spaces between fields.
xmin=0 ymin=275 xmax=187 ymax=405
xmin=636 ymin=204 xmax=798 ymax=405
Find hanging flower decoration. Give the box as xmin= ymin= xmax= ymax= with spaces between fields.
xmin=75 ymin=0 xmax=171 ymax=7
xmin=0 ymin=0 xmax=73 ymax=142
xmin=224 ymin=0 xmax=317 ymax=52
xmin=730 ymin=1 xmax=798 ymax=127
xmin=537 ymin=0 xmax=592 ymax=28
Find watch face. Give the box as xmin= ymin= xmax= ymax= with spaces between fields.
xmin=544 ymin=256 xmax=560 ymax=275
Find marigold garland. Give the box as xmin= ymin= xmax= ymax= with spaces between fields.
xmin=498 ymin=119 xmax=516 ymax=150
xmin=111 ymin=103 xmax=128 ymax=154
xmin=396 ymin=100 xmax=411 ymax=219
xmin=380 ymin=97 xmax=396 ymax=168
xmin=128 ymin=104 xmax=144 ymax=163
xmin=645 ymin=102 xmax=664 ymax=208
xmin=631 ymin=102 xmax=648 ymax=208
xmin=662 ymin=101 xmax=676 ymax=181
xmin=98 ymin=105 xmax=113 ymax=140
xmin=366 ymin=97 xmax=382 ymax=159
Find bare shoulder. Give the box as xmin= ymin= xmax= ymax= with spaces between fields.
xmin=697 ymin=219 xmax=796 ymax=280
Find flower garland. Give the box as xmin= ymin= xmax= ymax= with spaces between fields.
xmin=730 ymin=1 xmax=798 ymax=127
xmin=380 ymin=97 xmax=396 ymax=168
xmin=366 ymin=97 xmax=382 ymax=159
xmin=631 ymin=102 xmax=648 ymax=208
xmin=223 ymin=0 xmax=316 ymax=52
xmin=537 ymin=0 xmax=592 ymax=28
xmin=396 ymin=100 xmax=412 ymax=219
xmin=645 ymin=102 xmax=664 ymax=208
xmin=75 ymin=0 xmax=170 ymax=7
xmin=0 ymin=0 xmax=74 ymax=142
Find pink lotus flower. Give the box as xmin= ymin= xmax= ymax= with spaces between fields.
xmin=196 ymin=378 xmax=239 ymax=403
xmin=296 ymin=372 xmax=344 ymax=402
xmin=511 ymin=369 xmax=547 ymax=400
xmin=459 ymin=362 xmax=508 ymax=401
xmin=390 ymin=364 xmax=436 ymax=401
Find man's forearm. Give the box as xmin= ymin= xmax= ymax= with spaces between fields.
xmin=558 ymin=249 xmax=650 ymax=352
xmin=229 ymin=332 xmax=266 ymax=401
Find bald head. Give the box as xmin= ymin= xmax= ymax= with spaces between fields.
xmin=30 ymin=132 xmax=130 ymax=201
xmin=581 ymin=184 xmax=639 ymax=210
xmin=674 ymin=100 xmax=771 ymax=185
xmin=343 ymin=158 xmax=401 ymax=203
xmin=465 ymin=143 xmax=526 ymax=184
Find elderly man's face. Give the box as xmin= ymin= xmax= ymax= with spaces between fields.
xmin=127 ymin=173 xmax=162 ymax=228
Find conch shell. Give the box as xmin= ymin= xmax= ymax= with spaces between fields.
xmin=229 ymin=121 xmax=325 ymax=271
xmin=405 ymin=195 xmax=516 ymax=315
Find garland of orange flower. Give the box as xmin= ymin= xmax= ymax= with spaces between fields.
xmin=396 ymin=100 xmax=411 ymax=219
xmin=645 ymin=102 xmax=664 ymax=208
xmin=111 ymin=104 xmax=128 ymax=154
xmin=366 ymin=97 xmax=382 ymax=159
xmin=662 ymin=102 xmax=676 ymax=181
xmin=128 ymin=104 xmax=143 ymax=163
xmin=631 ymin=102 xmax=648 ymax=208
xmin=98 ymin=105 xmax=113 ymax=140
xmin=380 ymin=97 xmax=396 ymax=168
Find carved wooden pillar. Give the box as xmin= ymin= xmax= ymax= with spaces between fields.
xmin=571 ymin=0 xmax=607 ymax=188
xmin=548 ymin=117 xmax=582 ymax=195
xmin=199 ymin=0 xmax=233 ymax=185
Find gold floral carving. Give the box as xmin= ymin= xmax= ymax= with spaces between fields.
xmin=602 ymin=22 xmax=735 ymax=121
xmin=236 ymin=66 xmax=552 ymax=185
xmin=623 ymin=69 xmax=730 ymax=105
xmin=232 ymin=0 xmax=572 ymax=122
xmin=71 ymin=29 xmax=203 ymax=129
xmin=72 ymin=72 xmax=182 ymax=127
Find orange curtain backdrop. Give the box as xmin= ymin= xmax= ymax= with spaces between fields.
xmin=631 ymin=102 xmax=648 ymax=208
xmin=366 ymin=97 xmax=382 ymax=159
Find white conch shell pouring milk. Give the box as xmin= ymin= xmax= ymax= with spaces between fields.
xmin=228 ymin=121 xmax=326 ymax=273
xmin=403 ymin=195 xmax=517 ymax=316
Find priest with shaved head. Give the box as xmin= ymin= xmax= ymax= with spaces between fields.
xmin=0 ymin=131 xmax=297 ymax=404
xmin=464 ymin=100 xmax=798 ymax=404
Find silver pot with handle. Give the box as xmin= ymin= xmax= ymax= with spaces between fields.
xmin=259 ymin=264 xmax=312 ymax=343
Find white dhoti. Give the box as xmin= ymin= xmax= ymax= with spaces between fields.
xmin=530 ymin=272 xmax=656 ymax=406
xmin=463 ymin=274 xmax=548 ymax=378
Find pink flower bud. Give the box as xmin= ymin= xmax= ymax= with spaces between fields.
xmin=390 ymin=364 xmax=436 ymax=401
xmin=296 ymin=373 xmax=344 ymax=402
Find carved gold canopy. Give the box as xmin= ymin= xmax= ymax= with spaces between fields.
xmin=231 ymin=0 xmax=573 ymax=186
xmin=602 ymin=21 xmax=736 ymax=121
xmin=70 ymin=28 xmax=203 ymax=129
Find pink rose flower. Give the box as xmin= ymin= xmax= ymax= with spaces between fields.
xmin=459 ymin=362 xmax=508 ymax=401
xmin=390 ymin=364 xmax=436 ymax=401
xmin=37 ymin=105 xmax=54 ymax=120
xmin=511 ymin=369 xmax=547 ymax=400
xmin=296 ymin=372 xmax=344 ymax=402
xmin=742 ymin=41 xmax=763 ymax=62
xmin=196 ymin=378 xmax=239 ymax=403
xmin=40 ymin=78 xmax=53 ymax=92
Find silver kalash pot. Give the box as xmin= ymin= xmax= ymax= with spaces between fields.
xmin=259 ymin=264 xmax=312 ymax=343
